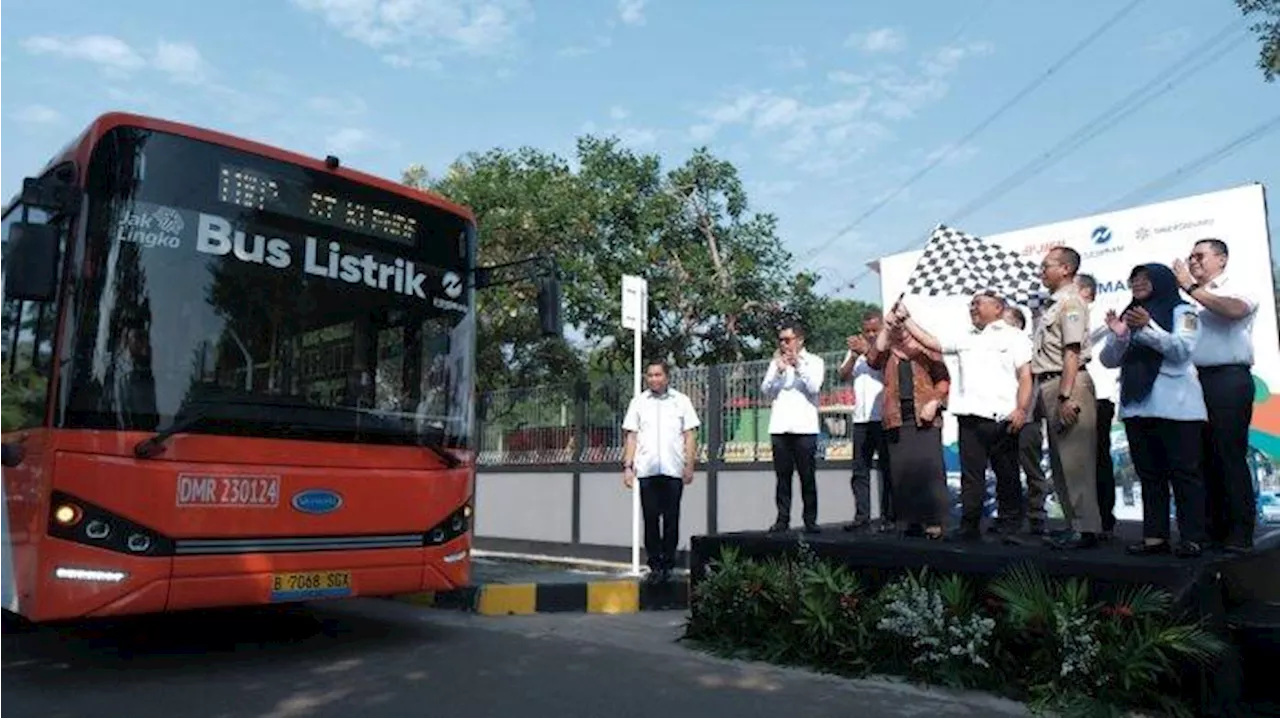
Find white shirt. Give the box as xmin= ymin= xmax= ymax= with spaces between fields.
xmin=1099 ymin=304 xmax=1207 ymax=422
xmin=621 ymin=388 xmax=702 ymax=478
xmin=1084 ymin=324 xmax=1119 ymax=403
xmin=761 ymin=350 xmax=825 ymax=435
xmin=1189 ymin=271 xmax=1257 ymax=367
xmin=844 ymin=351 xmax=884 ymax=423
xmin=937 ymin=319 xmax=1033 ymax=421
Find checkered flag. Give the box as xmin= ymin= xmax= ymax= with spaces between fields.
xmin=903 ymin=224 xmax=1046 ymax=310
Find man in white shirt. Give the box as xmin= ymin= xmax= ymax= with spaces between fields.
xmin=838 ymin=312 xmax=892 ymax=533
xmin=1174 ymin=239 xmax=1260 ymax=553
xmin=761 ymin=319 xmax=825 ymax=534
xmin=1076 ymin=274 xmax=1120 ymax=540
xmin=622 ymin=360 xmax=702 ymax=581
xmin=898 ymin=290 xmax=1033 ymax=540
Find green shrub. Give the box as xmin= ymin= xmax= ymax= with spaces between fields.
xmin=682 ymin=543 xmax=1227 ymax=717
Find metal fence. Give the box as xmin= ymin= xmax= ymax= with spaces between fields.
xmin=475 ymin=351 xmax=854 ymax=467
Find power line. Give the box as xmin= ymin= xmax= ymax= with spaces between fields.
xmin=944 ymin=18 xmax=1248 ymax=226
xmin=1100 ymin=113 xmax=1280 ymax=212
xmin=836 ymin=17 xmax=1251 ymax=294
xmin=800 ymin=0 xmax=1147 ymax=265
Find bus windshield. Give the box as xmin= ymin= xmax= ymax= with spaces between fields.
xmin=61 ymin=126 xmax=476 ymax=450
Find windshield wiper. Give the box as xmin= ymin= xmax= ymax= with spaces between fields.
xmin=134 ymin=406 xmax=211 ymax=459
xmin=419 ymin=439 xmax=461 ymax=469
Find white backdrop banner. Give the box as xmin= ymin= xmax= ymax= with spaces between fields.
xmin=876 ymin=183 xmax=1280 ymax=522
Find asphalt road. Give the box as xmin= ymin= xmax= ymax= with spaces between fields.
xmin=3 ymin=598 xmax=1029 ymax=718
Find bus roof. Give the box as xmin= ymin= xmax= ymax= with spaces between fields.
xmin=8 ymin=111 xmax=476 ymax=223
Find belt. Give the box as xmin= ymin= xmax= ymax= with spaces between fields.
xmin=1197 ymin=363 xmax=1250 ymax=373
xmin=1035 ymin=371 xmax=1062 ymax=380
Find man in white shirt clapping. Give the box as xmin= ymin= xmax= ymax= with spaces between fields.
xmin=762 ymin=319 xmax=825 ymax=534
xmin=622 ymin=360 xmax=702 ymax=582
xmin=838 ymin=312 xmax=893 ymax=533
xmin=1175 ymin=239 xmax=1260 ymax=553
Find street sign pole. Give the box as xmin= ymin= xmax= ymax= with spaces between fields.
xmin=621 ymin=275 xmax=648 ymax=577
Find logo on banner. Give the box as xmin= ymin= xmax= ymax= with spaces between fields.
xmin=1091 ymin=226 xmax=1112 ymax=245
xmin=1132 ymin=218 xmax=1214 ymax=242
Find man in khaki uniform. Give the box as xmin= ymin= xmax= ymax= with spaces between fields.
xmin=1031 ymin=246 xmax=1100 ymax=549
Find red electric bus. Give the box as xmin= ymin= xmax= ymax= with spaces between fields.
xmin=1 ymin=112 xmax=558 ymax=623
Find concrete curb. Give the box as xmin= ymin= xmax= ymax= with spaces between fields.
xmin=392 ymin=577 xmax=690 ymax=616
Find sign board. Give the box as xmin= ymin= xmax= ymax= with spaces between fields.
xmin=621 ymin=274 xmax=648 ymax=332
xmin=875 ymin=183 xmax=1280 ymax=520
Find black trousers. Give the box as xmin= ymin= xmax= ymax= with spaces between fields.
xmin=1199 ymin=365 xmax=1257 ymax=547
xmin=851 ymin=421 xmax=892 ymax=522
xmin=639 ymin=476 xmax=684 ymax=571
xmin=1017 ymin=420 xmax=1051 ymax=523
xmin=957 ymin=416 xmax=1022 ymax=530
xmin=1096 ymin=399 xmax=1117 ymax=532
xmin=1124 ymin=417 xmax=1207 ymax=543
xmin=772 ymin=433 xmax=818 ymax=526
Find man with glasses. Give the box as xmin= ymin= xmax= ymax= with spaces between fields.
xmin=1031 ymin=246 xmax=1101 ymax=550
xmin=762 ymin=319 xmax=825 ymax=534
xmin=1174 ymin=239 xmax=1259 ymax=553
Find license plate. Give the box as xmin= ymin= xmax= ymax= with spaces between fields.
xmin=176 ymin=474 xmax=281 ymax=508
xmin=269 ymin=571 xmax=353 ymax=602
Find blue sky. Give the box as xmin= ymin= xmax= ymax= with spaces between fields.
xmin=3 ymin=0 xmax=1277 ymax=304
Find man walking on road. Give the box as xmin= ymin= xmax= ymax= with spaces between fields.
xmin=622 ymin=360 xmax=702 ymax=582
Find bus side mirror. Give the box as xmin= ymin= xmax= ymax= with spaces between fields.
xmin=537 ymin=275 xmax=563 ymax=338
xmin=3 ymin=222 xmax=60 ymax=303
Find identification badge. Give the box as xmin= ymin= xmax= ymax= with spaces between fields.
xmin=1181 ymin=312 xmax=1199 ymax=332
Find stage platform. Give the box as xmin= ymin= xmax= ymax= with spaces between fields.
xmin=690 ymin=521 xmax=1280 ymax=606
xmin=688 ymin=520 xmax=1280 ymax=713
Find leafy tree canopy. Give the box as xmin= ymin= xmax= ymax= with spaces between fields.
xmin=1238 ymin=0 xmax=1280 ymax=81
xmin=404 ymin=137 xmax=874 ymax=390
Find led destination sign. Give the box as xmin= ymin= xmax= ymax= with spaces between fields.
xmin=218 ymin=164 xmax=419 ymax=246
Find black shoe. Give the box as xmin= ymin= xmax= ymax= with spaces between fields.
xmin=843 ymin=518 xmax=869 ymax=532
xmin=947 ymin=527 xmax=982 ymax=542
xmin=1048 ymin=531 xmax=1098 ymax=550
xmin=803 ymin=523 xmax=821 ymax=534
xmin=1175 ymin=541 xmax=1203 ymax=558
xmin=768 ymin=521 xmax=789 ymax=533
xmin=1222 ymin=542 xmax=1252 ymax=555
xmin=1126 ymin=540 xmax=1171 ymax=555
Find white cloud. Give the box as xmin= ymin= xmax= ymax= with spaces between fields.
xmin=21 ymin=34 xmax=216 ymax=87
xmin=153 ymin=41 xmax=210 ymax=84
xmin=691 ymin=38 xmax=992 ymax=176
xmin=845 ymin=27 xmax=905 ymax=54
xmin=828 ymin=40 xmax=994 ymax=121
xmin=12 ymin=105 xmax=63 ymax=125
xmin=608 ymin=105 xmax=630 ymax=121
xmin=617 ymin=0 xmax=647 ymax=26
xmin=1145 ymin=28 xmax=1191 ymax=54
xmin=325 ymin=127 xmax=372 ymax=154
xmin=581 ymin=118 xmax=658 ymax=149
xmin=23 ymin=35 xmax=145 ymax=73
xmin=291 ymin=0 xmax=533 ymax=66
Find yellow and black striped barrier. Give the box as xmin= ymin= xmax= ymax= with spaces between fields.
xmin=393 ymin=578 xmax=690 ymax=616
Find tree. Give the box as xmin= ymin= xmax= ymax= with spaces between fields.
xmin=408 ymin=137 xmax=814 ymax=389
xmin=1238 ymin=0 xmax=1280 ymax=82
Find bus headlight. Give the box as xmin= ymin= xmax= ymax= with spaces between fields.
xmin=48 ymin=491 xmax=174 ymax=557
xmin=424 ymin=501 xmax=472 ymax=546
